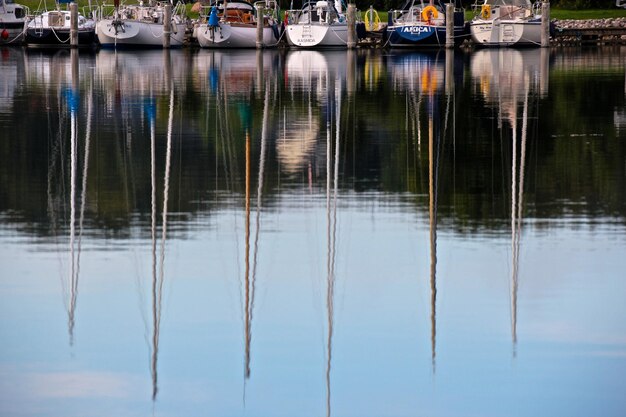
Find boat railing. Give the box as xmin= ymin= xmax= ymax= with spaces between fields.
xmin=254 ymin=0 xmax=278 ymax=11
xmin=98 ymin=1 xmax=186 ymax=21
xmin=83 ymin=5 xmax=99 ymax=20
xmin=98 ymin=3 xmax=121 ymax=20
xmin=285 ymin=1 xmax=335 ymax=25
xmin=222 ymin=8 xmax=255 ymax=23
xmin=284 ymin=8 xmax=305 ymax=25
xmin=18 ymin=4 xmax=31 ymax=19
xmin=199 ymin=5 xmax=212 ymax=19
xmin=254 ymin=1 xmax=280 ymax=22
xmin=172 ymin=1 xmax=186 ymax=18
xmin=531 ymin=1 xmax=541 ymax=17
xmin=391 ymin=6 xmax=425 ymax=25
xmin=500 ymin=5 xmax=530 ymax=19
xmin=472 ymin=3 xmax=532 ymax=21
xmin=31 ymin=13 xmax=44 ymax=35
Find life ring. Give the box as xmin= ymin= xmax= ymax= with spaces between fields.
xmin=481 ymin=4 xmax=491 ymax=19
xmin=363 ymin=8 xmax=381 ymax=31
xmin=421 ymin=5 xmax=438 ymax=22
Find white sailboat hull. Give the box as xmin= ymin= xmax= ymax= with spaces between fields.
xmin=96 ymin=19 xmax=186 ymax=48
xmin=0 ymin=22 xmax=27 ymax=44
xmin=470 ymin=19 xmax=541 ymax=47
xmin=0 ymin=1 xmax=28 ymax=44
xmin=195 ymin=23 xmax=278 ymax=48
xmin=286 ymin=23 xmax=347 ymax=47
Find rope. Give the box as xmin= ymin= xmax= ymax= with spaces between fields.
xmin=50 ymin=26 xmax=72 ymax=43
xmin=0 ymin=24 xmax=28 ymax=44
xmin=328 ymin=24 xmax=348 ymax=44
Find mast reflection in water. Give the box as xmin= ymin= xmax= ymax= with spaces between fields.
xmin=470 ymin=49 xmax=547 ymax=356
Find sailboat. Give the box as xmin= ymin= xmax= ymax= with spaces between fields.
xmin=26 ymin=0 xmax=97 ymax=47
xmin=0 ymin=0 xmax=29 ymax=44
xmin=469 ymin=0 xmax=542 ymax=47
xmin=285 ymin=0 xmax=348 ymax=47
xmin=385 ymin=0 xmax=467 ymax=48
xmin=194 ymin=0 xmax=283 ymax=48
xmin=96 ymin=0 xmax=187 ymax=48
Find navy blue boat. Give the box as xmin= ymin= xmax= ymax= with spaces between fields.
xmin=385 ymin=0 xmax=467 ymax=48
xmin=25 ymin=8 xmax=97 ymax=48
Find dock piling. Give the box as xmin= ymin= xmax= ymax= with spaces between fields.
xmin=445 ymin=3 xmax=454 ymax=49
xmin=541 ymin=1 xmax=550 ymax=47
xmin=347 ymin=4 xmax=356 ymax=49
xmin=163 ymin=3 xmax=172 ymax=48
xmin=70 ymin=2 xmax=78 ymax=48
xmin=256 ymin=4 xmax=264 ymax=48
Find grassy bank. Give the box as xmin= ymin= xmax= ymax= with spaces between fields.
xmin=549 ymin=8 xmax=626 ymax=19
xmin=15 ymin=0 xmax=626 ymax=21
xmin=464 ymin=8 xmax=626 ymax=20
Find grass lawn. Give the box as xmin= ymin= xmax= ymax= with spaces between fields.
xmin=464 ymin=8 xmax=626 ymax=20
xmin=549 ymin=8 xmax=626 ymax=19
xmin=14 ymin=0 xmax=626 ymax=21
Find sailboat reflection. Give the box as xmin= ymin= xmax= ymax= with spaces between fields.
xmin=191 ymin=51 xmax=270 ymax=387
xmin=147 ymin=51 xmax=175 ymax=401
xmin=393 ymin=51 xmax=451 ymax=372
xmin=244 ymin=76 xmax=271 ymax=382
xmin=285 ymin=49 xmax=347 ymax=416
xmin=325 ymin=73 xmax=341 ymax=417
xmin=66 ymin=50 xmax=93 ymax=347
xmin=470 ymin=49 xmax=547 ymax=355
xmin=281 ymin=50 xmax=350 ymax=181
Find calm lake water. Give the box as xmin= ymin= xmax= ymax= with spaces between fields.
xmin=1 ymin=46 xmax=625 ymax=417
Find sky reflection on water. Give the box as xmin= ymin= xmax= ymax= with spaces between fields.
xmin=1 ymin=46 xmax=626 ymax=417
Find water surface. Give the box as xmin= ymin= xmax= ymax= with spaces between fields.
xmin=1 ymin=46 xmax=625 ymax=417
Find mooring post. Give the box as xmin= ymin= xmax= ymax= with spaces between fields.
xmin=541 ymin=1 xmax=550 ymax=47
xmin=347 ymin=3 xmax=356 ymax=49
xmin=445 ymin=48 xmax=454 ymax=94
xmin=256 ymin=3 xmax=264 ymax=48
xmin=445 ymin=3 xmax=454 ymax=49
xmin=163 ymin=3 xmax=172 ymax=48
xmin=540 ymin=47 xmax=549 ymax=96
xmin=163 ymin=48 xmax=171 ymax=80
xmin=70 ymin=2 xmax=78 ymax=48
xmin=347 ymin=49 xmax=356 ymax=94
xmin=71 ymin=48 xmax=79 ymax=90
xmin=256 ymin=49 xmax=263 ymax=93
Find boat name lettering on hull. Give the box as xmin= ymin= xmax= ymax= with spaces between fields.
xmin=401 ymin=26 xmax=431 ymax=34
